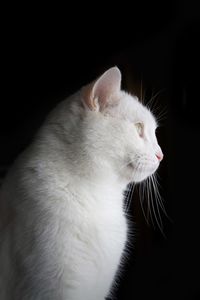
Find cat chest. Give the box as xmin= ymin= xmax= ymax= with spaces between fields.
xmin=84 ymin=209 xmax=128 ymax=264
xmin=87 ymin=211 xmax=128 ymax=287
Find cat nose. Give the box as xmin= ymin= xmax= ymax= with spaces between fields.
xmin=156 ymin=151 xmax=163 ymax=161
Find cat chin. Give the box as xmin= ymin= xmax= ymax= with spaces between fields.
xmin=123 ymin=172 xmax=146 ymax=184
xmin=132 ymin=174 xmax=148 ymax=183
xmin=131 ymin=169 xmax=157 ymax=183
xmin=124 ymin=163 xmax=156 ymax=183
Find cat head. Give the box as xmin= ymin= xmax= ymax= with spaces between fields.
xmin=80 ymin=67 xmax=163 ymax=183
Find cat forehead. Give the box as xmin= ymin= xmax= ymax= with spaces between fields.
xmin=112 ymin=92 xmax=157 ymax=128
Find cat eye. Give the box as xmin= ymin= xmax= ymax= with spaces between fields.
xmin=135 ymin=122 xmax=144 ymax=137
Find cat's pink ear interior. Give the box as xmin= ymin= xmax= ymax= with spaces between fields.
xmin=82 ymin=67 xmax=121 ymax=111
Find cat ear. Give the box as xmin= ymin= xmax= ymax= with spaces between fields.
xmin=82 ymin=67 xmax=121 ymax=111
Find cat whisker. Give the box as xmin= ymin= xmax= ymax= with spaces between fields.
xmin=138 ymin=180 xmax=150 ymax=225
xmin=156 ymin=106 xmax=168 ymax=125
xmin=149 ymin=175 xmax=166 ymax=237
xmin=151 ymin=175 xmax=163 ymax=225
xmin=121 ymin=159 xmax=169 ymax=236
xmin=124 ymin=183 xmax=132 ymax=212
xmin=146 ymin=88 xmax=165 ymax=111
xmin=152 ymin=173 xmax=173 ymax=223
xmin=125 ymin=182 xmax=135 ymax=213
xmin=137 ymin=172 xmax=169 ymax=237
xmin=124 ymin=161 xmax=141 ymax=213
xmin=147 ymin=176 xmax=156 ymax=228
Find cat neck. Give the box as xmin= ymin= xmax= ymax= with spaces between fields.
xmin=37 ymin=124 xmax=129 ymax=191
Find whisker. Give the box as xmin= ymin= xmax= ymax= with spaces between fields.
xmin=137 ymin=172 xmax=170 ymax=237
xmin=151 ymin=175 xmax=164 ymax=226
xmin=139 ymin=180 xmax=150 ymax=225
xmin=146 ymin=177 xmax=155 ymax=228
xmin=152 ymin=174 xmax=173 ymax=223
xmin=126 ymin=183 xmax=135 ymax=212
xmin=124 ymin=182 xmax=134 ymax=212
xmin=146 ymin=88 xmax=165 ymax=111
xmin=124 ymin=161 xmax=141 ymax=212
xmin=120 ymin=159 xmax=171 ymax=236
xmin=143 ymin=178 xmax=150 ymax=224
xmin=156 ymin=107 xmax=168 ymax=124
xmin=150 ymin=175 xmax=166 ymax=237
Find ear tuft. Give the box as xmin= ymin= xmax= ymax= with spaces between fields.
xmin=82 ymin=67 xmax=121 ymax=111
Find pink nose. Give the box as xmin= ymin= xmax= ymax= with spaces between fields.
xmin=156 ymin=151 xmax=163 ymax=161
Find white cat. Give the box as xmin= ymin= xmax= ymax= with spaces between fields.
xmin=0 ymin=67 xmax=163 ymax=300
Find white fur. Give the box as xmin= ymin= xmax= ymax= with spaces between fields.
xmin=0 ymin=67 xmax=162 ymax=299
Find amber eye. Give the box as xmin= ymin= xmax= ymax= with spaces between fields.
xmin=135 ymin=122 xmax=143 ymax=137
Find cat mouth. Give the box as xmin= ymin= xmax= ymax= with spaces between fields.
xmin=128 ymin=161 xmax=143 ymax=169
xmin=127 ymin=162 xmax=134 ymax=169
xmin=127 ymin=162 xmax=142 ymax=171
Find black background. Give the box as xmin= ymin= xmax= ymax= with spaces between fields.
xmin=1 ymin=1 xmax=200 ymax=299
